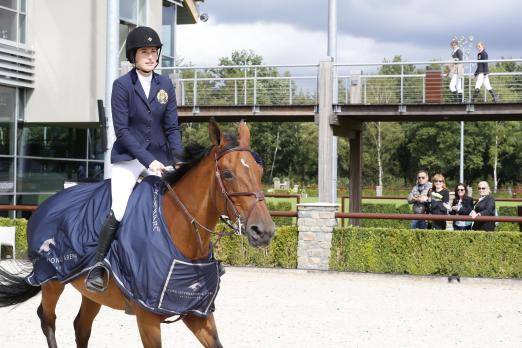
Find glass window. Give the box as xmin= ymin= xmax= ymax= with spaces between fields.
xmin=162 ymin=1 xmax=176 ymax=68
xmin=18 ymin=13 xmax=25 ymax=42
xmin=120 ymin=0 xmax=137 ymax=24
xmin=87 ymin=128 xmax=105 ymax=160
xmin=0 ymin=8 xmax=16 ymax=41
xmin=119 ymin=0 xmax=147 ymax=62
xmin=16 ymin=158 xmax=87 ymax=193
xmin=0 ymin=86 xmax=15 ymax=155
xmin=0 ymin=0 xmax=16 ymax=10
xmin=18 ymin=126 xmax=87 ymax=159
xmin=0 ymin=157 xmax=14 ymax=190
xmin=0 ymin=0 xmax=26 ymax=44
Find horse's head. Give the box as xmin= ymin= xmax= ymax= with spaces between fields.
xmin=209 ymin=119 xmax=275 ymax=247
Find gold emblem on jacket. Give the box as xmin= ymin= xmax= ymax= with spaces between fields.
xmin=157 ymin=89 xmax=168 ymax=104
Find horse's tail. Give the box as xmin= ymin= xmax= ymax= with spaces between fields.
xmin=0 ymin=261 xmax=41 ymax=307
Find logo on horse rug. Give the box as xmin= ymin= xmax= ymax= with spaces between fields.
xmin=26 ymin=176 xmax=220 ymax=317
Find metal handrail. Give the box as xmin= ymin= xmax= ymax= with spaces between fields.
xmin=335 ymin=58 xmax=522 ymax=67
xmin=335 ymin=212 xmax=522 ymax=223
xmin=160 ymin=58 xmax=522 ymax=107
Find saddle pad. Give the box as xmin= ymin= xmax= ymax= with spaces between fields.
xmin=26 ymin=176 xmax=220 ymax=317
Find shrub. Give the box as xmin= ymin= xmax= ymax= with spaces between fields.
xmin=215 ymin=225 xmax=298 ymax=268
xmin=360 ymin=203 xmax=411 ymax=229
xmin=266 ymin=201 xmax=293 ymax=226
xmin=0 ymin=217 xmax=28 ymax=258
xmin=330 ymin=227 xmax=522 ymax=278
xmin=497 ymin=206 xmax=520 ymax=232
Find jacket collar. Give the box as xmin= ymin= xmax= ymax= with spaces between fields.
xmin=130 ymin=68 xmax=160 ymax=85
xmin=130 ymin=68 xmax=161 ymax=106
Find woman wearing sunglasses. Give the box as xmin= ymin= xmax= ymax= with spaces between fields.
xmin=428 ymin=174 xmax=450 ymax=230
xmin=449 ymin=183 xmax=474 ymax=230
xmin=470 ymin=181 xmax=496 ymax=231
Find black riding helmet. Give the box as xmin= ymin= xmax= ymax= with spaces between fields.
xmin=125 ymin=26 xmax=163 ymax=64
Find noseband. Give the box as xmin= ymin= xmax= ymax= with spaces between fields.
xmin=214 ymin=146 xmax=265 ymax=234
xmin=164 ymin=146 xmax=265 ymax=244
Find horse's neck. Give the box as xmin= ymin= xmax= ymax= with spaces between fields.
xmin=163 ymin=157 xmax=222 ymax=259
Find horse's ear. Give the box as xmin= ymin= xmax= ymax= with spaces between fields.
xmin=238 ymin=120 xmax=250 ymax=147
xmin=208 ymin=118 xmax=223 ymax=146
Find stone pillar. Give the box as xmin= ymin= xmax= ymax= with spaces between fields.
xmin=297 ymin=203 xmax=339 ymax=270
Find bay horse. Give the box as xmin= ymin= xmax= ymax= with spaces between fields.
xmin=0 ymin=120 xmax=275 ymax=348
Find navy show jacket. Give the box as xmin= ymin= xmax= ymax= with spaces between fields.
xmin=111 ymin=68 xmax=183 ymax=168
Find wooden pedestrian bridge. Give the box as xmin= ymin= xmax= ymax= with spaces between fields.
xmin=158 ymin=58 xmax=521 ymax=224
xmin=162 ymin=58 xmax=522 ymax=122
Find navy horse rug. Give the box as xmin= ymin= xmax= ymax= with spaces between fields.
xmin=26 ymin=176 xmax=220 ymax=318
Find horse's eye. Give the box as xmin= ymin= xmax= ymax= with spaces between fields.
xmin=222 ymin=170 xmax=234 ymax=180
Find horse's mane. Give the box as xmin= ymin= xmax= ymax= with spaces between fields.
xmin=163 ymin=133 xmax=239 ymax=185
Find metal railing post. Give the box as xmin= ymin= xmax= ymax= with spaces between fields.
xmin=253 ymin=67 xmax=257 ymax=106
xmin=400 ymin=64 xmax=404 ymax=104
xmin=234 ymin=80 xmax=238 ymax=105
xmin=243 ymin=67 xmax=247 ymax=104
xmin=193 ymin=69 xmax=198 ymax=106
xmin=345 ymin=78 xmax=348 ymax=103
xmin=422 ymin=75 xmax=426 ymax=104
xmin=289 ymin=78 xmax=293 ymax=105
xmin=363 ymin=77 xmax=367 ymax=104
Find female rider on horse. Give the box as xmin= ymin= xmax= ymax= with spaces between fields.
xmin=86 ymin=26 xmax=183 ymax=292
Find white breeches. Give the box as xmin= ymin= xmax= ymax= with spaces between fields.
xmin=449 ymin=75 xmax=463 ymax=93
xmin=111 ymin=159 xmax=160 ymax=221
xmin=475 ymin=73 xmax=492 ymax=91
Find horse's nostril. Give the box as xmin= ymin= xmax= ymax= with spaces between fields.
xmin=250 ymin=224 xmax=262 ymax=237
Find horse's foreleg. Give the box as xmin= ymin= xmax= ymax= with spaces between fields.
xmin=38 ymin=281 xmax=65 ymax=348
xmin=73 ymin=295 xmax=101 ymax=348
xmin=134 ymin=305 xmax=162 ymax=348
xmin=183 ymin=313 xmax=223 ymax=348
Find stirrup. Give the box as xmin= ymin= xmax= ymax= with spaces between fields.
xmin=85 ymin=262 xmax=110 ymax=293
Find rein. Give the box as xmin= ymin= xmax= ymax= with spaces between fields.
xmin=163 ymin=146 xmax=265 ymax=253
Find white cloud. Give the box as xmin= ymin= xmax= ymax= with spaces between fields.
xmin=177 ymin=20 xmax=448 ymax=67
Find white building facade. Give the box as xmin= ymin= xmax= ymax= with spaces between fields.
xmin=0 ymin=0 xmax=202 ymax=216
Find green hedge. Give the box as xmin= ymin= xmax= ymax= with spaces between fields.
xmin=0 ymin=217 xmax=28 ymax=258
xmin=330 ymin=227 xmax=522 ymax=278
xmin=267 ymin=201 xmax=293 ymax=226
xmin=360 ymin=203 xmax=411 ymax=229
xmin=497 ymin=206 xmax=520 ymax=231
xmin=215 ymin=225 xmax=298 ymax=268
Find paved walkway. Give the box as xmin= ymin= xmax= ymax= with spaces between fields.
xmin=0 ymin=265 xmax=521 ymax=347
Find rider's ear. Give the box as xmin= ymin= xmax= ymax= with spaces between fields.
xmin=208 ymin=118 xmax=223 ymax=146
xmin=238 ymin=120 xmax=250 ymax=147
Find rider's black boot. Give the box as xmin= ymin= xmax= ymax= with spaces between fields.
xmin=489 ymin=89 xmax=499 ymax=103
xmin=85 ymin=210 xmax=119 ymax=293
xmin=457 ymin=92 xmax=463 ymax=103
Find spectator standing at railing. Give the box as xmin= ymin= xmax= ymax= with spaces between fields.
xmin=471 ymin=181 xmax=496 ymax=231
xmin=449 ymin=183 xmax=473 ymax=230
xmin=407 ymin=170 xmax=431 ymax=229
xmin=427 ymin=174 xmax=450 ymax=230
xmin=472 ymin=42 xmax=499 ymax=103
xmin=448 ymin=39 xmax=464 ymax=103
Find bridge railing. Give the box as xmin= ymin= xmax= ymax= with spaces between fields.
xmin=157 ymin=64 xmax=319 ymax=107
xmin=156 ymin=59 xmax=522 ymax=107
xmin=335 ymin=58 xmax=522 ymax=104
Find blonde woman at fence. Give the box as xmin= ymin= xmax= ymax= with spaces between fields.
xmin=470 ymin=181 xmax=496 ymax=231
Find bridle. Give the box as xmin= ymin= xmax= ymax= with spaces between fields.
xmin=163 ymin=146 xmax=265 ymax=252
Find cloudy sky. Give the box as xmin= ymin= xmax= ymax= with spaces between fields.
xmin=177 ymin=0 xmax=521 ymax=66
